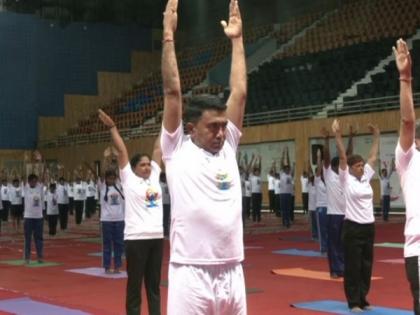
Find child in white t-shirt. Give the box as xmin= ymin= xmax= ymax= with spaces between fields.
xmin=46 ymin=183 xmax=59 ymax=236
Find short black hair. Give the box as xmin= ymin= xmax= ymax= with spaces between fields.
xmin=184 ymin=94 xmax=227 ymax=124
xmin=347 ymin=154 xmax=364 ymax=167
xmin=105 ymin=169 xmax=117 ymax=178
xmin=130 ymin=153 xmax=151 ymax=169
xmin=27 ymin=174 xmax=38 ymax=182
xmin=49 ymin=183 xmax=56 ymax=190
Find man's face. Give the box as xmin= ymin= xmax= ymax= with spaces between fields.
xmin=350 ymin=161 xmax=364 ymax=179
xmin=134 ymin=156 xmax=152 ymax=179
xmin=190 ymin=110 xmax=228 ymax=154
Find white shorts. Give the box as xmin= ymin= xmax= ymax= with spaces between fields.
xmin=167 ymin=262 xmax=247 ymax=315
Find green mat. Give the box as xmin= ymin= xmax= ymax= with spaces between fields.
xmin=374 ymin=242 xmax=404 ymax=249
xmin=77 ymin=237 xmax=102 ymax=244
xmin=0 ymin=259 xmax=62 ymax=267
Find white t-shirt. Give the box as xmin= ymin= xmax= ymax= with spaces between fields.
xmin=267 ymin=175 xmax=275 ymax=191
xmin=315 ymin=176 xmax=328 ymax=208
xmin=300 ymin=176 xmax=309 ymax=193
xmin=8 ymin=185 xmax=23 ymax=205
xmin=86 ymin=181 xmax=97 ymax=198
xmin=395 ymin=142 xmax=420 ymax=257
xmin=1 ymin=184 xmax=10 ymax=201
xmin=46 ymin=191 xmax=59 ymax=215
xmin=99 ymin=181 xmax=125 ymax=222
xmin=274 ymin=178 xmax=281 ymax=195
xmin=250 ymin=175 xmax=262 ymax=193
xmin=56 ymin=183 xmax=69 ymax=204
xmin=279 ymin=172 xmax=293 ymax=194
xmin=160 ymin=181 xmax=170 ymax=205
xmin=73 ymin=182 xmax=87 ymax=201
xmin=24 ymin=183 xmax=44 ymax=218
xmin=324 ymin=166 xmax=346 ymax=215
xmin=120 ymin=161 xmax=163 ymax=240
xmin=161 ymin=121 xmax=243 ymax=265
xmin=339 ymin=164 xmax=375 ymax=224
xmin=68 ymin=184 xmax=74 ymax=198
xmin=244 ymin=180 xmax=251 ymax=197
xmin=308 ymin=183 xmax=317 ymax=211
xmin=380 ymin=177 xmax=391 ymax=196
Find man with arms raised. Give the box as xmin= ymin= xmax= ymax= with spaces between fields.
xmin=160 ymin=0 xmax=247 ymax=314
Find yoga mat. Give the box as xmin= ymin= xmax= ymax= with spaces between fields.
xmin=272 ymin=249 xmax=325 ymax=257
xmin=77 ymin=237 xmax=102 ymax=244
xmin=292 ymin=299 xmax=411 ymax=314
xmin=0 ymin=260 xmax=61 ymax=268
xmin=66 ymin=267 xmax=127 ymax=279
xmin=0 ymin=297 xmax=90 ymax=315
xmin=272 ymin=268 xmax=382 ymax=282
xmin=378 ymin=258 xmax=405 ymax=264
xmin=374 ymin=242 xmax=404 ymax=249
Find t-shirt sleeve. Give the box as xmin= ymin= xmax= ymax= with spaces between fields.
xmin=226 ymin=120 xmax=242 ymax=151
xmin=160 ymin=122 xmax=184 ymax=161
xmin=338 ymin=166 xmax=349 ymax=185
xmin=395 ymin=141 xmax=415 ymax=176
xmin=151 ymin=160 xmax=162 ymax=183
xmin=364 ymin=163 xmax=375 ymax=181
xmin=119 ymin=162 xmax=135 ymax=186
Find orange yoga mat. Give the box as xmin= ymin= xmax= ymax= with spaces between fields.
xmin=271 ymin=268 xmax=383 ymax=282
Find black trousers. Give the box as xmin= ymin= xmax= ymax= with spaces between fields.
xmin=58 ymin=204 xmax=69 ymax=230
xmin=47 ymin=214 xmax=58 ymax=235
xmin=2 ymin=200 xmax=10 ymax=221
xmin=85 ymin=197 xmax=96 ymax=218
xmin=74 ymin=200 xmax=84 ymax=225
xmin=290 ymin=195 xmax=295 ymax=221
xmin=406 ymin=256 xmax=420 ymax=315
xmin=68 ymin=197 xmax=74 ymax=215
xmin=163 ymin=204 xmax=171 ymax=237
xmin=302 ymin=193 xmax=309 ymax=214
xmin=251 ymin=193 xmax=262 ymax=222
xmin=125 ymin=239 xmax=163 ymax=315
xmin=268 ymin=190 xmax=275 ymax=212
xmin=342 ymin=220 xmax=375 ymax=309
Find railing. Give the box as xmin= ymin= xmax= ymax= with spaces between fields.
xmin=38 ymin=93 xmax=420 ymax=149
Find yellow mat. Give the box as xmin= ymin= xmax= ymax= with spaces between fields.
xmin=271 ymin=268 xmax=382 ymax=282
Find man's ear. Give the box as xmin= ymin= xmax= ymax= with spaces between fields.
xmin=186 ymin=122 xmax=195 ymax=135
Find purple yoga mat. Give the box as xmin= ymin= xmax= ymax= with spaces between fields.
xmin=66 ymin=267 xmax=127 ymax=279
xmin=0 ymin=297 xmax=90 ymax=315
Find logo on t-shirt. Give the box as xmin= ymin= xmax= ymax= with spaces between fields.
xmin=110 ymin=193 xmax=120 ymax=206
xmin=33 ymin=196 xmax=40 ymax=208
xmin=145 ymin=187 xmax=160 ymax=208
xmin=215 ymin=171 xmax=232 ymax=191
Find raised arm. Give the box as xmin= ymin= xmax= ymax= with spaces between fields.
xmin=315 ymin=148 xmax=322 ymax=177
xmin=162 ymin=0 xmax=182 ymax=133
xmin=98 ymin=109 xmax=129 ymax=169
xmin=367 ymin=124 xmax=380 ymax=168
xmin=244 ymin=153 xmax=255 ymax=174
xmin=321 ymin=127 xmax=330 ymax=168
xmin=152 ymin=135 xmax=163 ymax=167
xmin=346 ymin=125 xmax=356 ymax=156
xmin=332 ymin=119 xmax=347 ymax=171
xmin=222 ymin=0 xmax=247 ymax=130
xmin=393 ymin=38 xmax=414 ymax=151
xmin=389 ymin=158 xmax=396 ymax=177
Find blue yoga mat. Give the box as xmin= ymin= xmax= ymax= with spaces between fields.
xmin=0 ymin=297 xmax=90 ymax=315
xmin=272 ymin=249 xmax=325 ymax=257
xmin=292 ymin=300 xmax=411 ymax=315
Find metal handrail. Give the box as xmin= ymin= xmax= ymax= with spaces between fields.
xmin=38 ymin=93 xmax=420 ymax=148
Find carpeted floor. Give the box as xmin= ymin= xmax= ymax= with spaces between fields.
xmin=0 ymin=212 xmax=411 ymax=314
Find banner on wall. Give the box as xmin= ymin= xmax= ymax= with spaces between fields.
xmin=238 ymin=140 xmax=295 ymax=181
xmin=309 ymin=132 xmax=403 ymax=208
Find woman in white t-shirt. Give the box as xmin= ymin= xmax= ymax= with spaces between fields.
xmin=250 ymin=156 xmax=262 ymax=222
xmin=307 ymin=174 xmax=317 ymax=240
xmin=99 ymin=109 xmax=163 ymax=315
xmin=46 ymin=183 xmax=59 ymax=236
xmin=378 ymin=159 xmax=395 ymax=221
xmin=332 ymin=119 xmax=379 ymax=313
xmin=9 ymin=178 xmax=24 ymax=232
xmin=73 ymin=177 xmax=87 ymax=225
xmin=99 ymin=169 xmax=125 ymax=273
xmin=85 ymin=173 xmax=97 ymax=219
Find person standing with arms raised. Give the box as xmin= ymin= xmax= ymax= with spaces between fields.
xmin=393 ymin=38 xmax=420 ymax=315
xmin=160 ymin=0 xmax=247 ymax=313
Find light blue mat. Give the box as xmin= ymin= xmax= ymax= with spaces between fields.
xmin=292 ymin=300 xmax=411 ymax=314
xmin=272 ymin=249 xmax=325 ymax=257
xmin=0 ymin=297 xmax=90 ymax=315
